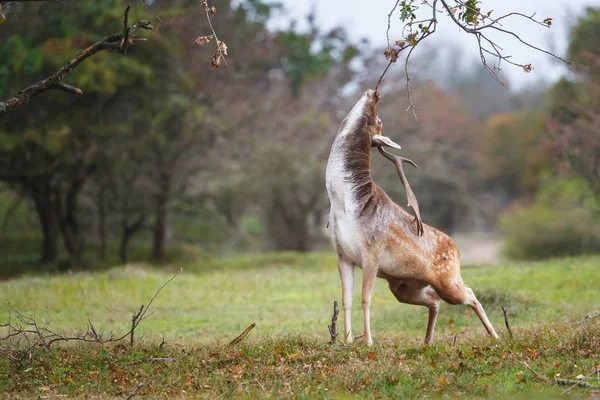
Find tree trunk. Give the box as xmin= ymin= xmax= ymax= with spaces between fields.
xmin=97 ymin=187 xmax=107 ymax=260
xmin=32 ymin=189 xmax=59 ymax=264
xmin=290 ymin=219 xmax=310 ymax=252
xmin=267 ymin=207 xmax=311 ymax=251
xmin=119 ymin=231 xmax=130 ymax=264
xmin=120 ymin=214 xmax=145 ymax=264
xmin=57 ymin=168 xmax=90 ymax=266
xmin=58 ymin=203 xmax=85 ymax=266
xmin=152 ymin=194 xmax=167 ymax=260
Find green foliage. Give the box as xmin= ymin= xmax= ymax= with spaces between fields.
xmin=399 ymin=0 xmax=417 ymax=22
xmin=479 ymin=112 xmax=549 ymax=198
xmin=274 ymin=22 xmax=357 ymax=94
xmin=549 ymin=78 xmax=579 ymax=123
xmin=0 ymin=37 xmax=42 ymax=98
xmin=459 ymin=0 xmax=481 ymax=26
xmin=568 ymin=7 xmax=600 ymax=75
xmin=501 ymin=179 xmax=600 ymax=260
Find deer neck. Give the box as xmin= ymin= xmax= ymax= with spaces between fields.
xmin=326 ymin=129 xmax=374 ymax=215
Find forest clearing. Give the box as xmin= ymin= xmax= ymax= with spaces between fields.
xmin=1 ymin=0 xmax=600 ymax=398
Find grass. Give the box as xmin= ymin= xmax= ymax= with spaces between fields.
xmin=0 ymin=253 xmax=599 ymax=398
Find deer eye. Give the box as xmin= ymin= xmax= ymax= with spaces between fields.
xmin=376 ymin=117 xmax=382 ymax=127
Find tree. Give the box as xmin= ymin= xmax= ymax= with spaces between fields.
xmin=548 ymin=7 xmax=600 ymax=200
xmin=0 ymin=0 xmax=578 ymax=265
xmin=478 ymin=113 xmax=548 ymax=200
xmin=0 ymin=1 xmax=158 ymax=264
xmin=567 ymin=7 xmax=600 ymax=79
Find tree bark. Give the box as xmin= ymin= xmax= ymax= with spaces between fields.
xmin=267 ymin=192 xmax=312 ymax=252
xmin=119 ymin=232 xmax=130 ymax=264
xmin=31 ymin=185 xmax=59 ymax=264
xmin=151 ymin=193 xmax=167 ymax=260
xmin=57 ymin=169 xmax=89 ymax=266
xmin=120 ymin=214 xmax=145 ymax=264
xmin=97 ymin=187 xmax=107 ymax=260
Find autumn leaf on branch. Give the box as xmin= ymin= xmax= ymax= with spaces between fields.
xmin=198 ymin=0 xmax=228 ymax=69
xmin=195 ymin=35 xmax=213 ymax=46
xmin=384 ymin=47 xmax=400 ymax=62
xmin=210 ymin=52 xmax=221 ymax=70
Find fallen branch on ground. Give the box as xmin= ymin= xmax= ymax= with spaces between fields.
xmin=560 ymin=368 xmax=600 ymax=394
xmin=523 ymin=361 xmax=552 ymax=383
xmin=524 ymin=361 xmax=600 ymax=392
xmin=584 ymin=312 xmax=599 ymax=320
xmin=125 ymin=382 xmax=145 ymax=400
xmin=0 ymin=275 xmax=176 ymax=369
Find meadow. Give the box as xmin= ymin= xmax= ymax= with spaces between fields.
xmin=0 ymin=253 xmax=599 ymax=398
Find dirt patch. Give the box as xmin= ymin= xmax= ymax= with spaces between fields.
xmin=453 ymin=233 xmax=504 ymax=266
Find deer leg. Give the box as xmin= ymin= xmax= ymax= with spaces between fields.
xmin=338 ymin=257 xmax=355 ymax=344
xmin=361 ymin=260 xmax=378 ymax=346
xmin=464 ymin=287 xmax=499 ymax=339
xmin=424 ymin=298 xmax=440 ymax=345
xmin=390 ymin=280 xmax=440 ymax=344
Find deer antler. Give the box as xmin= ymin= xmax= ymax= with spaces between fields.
xmin=377 ymin=147 xmax=424 ymax=236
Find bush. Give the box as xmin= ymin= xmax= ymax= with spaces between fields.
xmin=501 ymin=178 xmax=600 ymax=260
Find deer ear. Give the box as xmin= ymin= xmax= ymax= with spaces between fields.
xmin=372 ymin=135 xmax=401 ymax=150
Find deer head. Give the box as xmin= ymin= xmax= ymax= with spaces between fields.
xmin=337 ymin=89 xmax=402 ymax=151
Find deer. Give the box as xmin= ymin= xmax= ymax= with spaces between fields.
xmin=325 ymin=89 xmax=498 ymax=346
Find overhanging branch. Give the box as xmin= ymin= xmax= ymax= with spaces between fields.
xmin=378 ymin=0 xmax=573 ymax=119
xmin=0 ymin=5 xmax=153 ymax=117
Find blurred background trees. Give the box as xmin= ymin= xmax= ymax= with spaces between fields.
xmin=0 ymin=1 xmax=599 ymax=276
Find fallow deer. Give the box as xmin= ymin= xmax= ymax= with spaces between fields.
xmin=325 ymin=89 xmax=498 ymax=346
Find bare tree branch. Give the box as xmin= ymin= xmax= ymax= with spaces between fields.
xmin=0 ymin=275 xmax=175 ymax=369
xmin=375 ymin=0 xmax=438 ymax=107
xmin=386 ymin=0 xmax=401 ymax=49
xmin=379 ymin=0 xmax=573 ymax=118
xmin=137 ymin=0 xmax=166 ymax=28
xmin=196 ymin=0 xmax=227 ymax=70
xmin=0 ymin=5 xmax=153 ymax=116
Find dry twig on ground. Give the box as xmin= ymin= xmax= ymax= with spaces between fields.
xmin=0 ymin=275 xmax=176 ymax=369
xmin=501 ymin=305 xmax=513 ymax=339
xmin=228 ymin=323 xmax=256 ymax=347
xmin=524 ymin=361 xmax=600 ymax=392
xmin=328 ymin=300 xmax=339 ymax=343
xmin=125 ymin=382 xmax=145 ymax=400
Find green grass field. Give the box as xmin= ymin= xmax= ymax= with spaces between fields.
xmin=1 ymin=253 xmax=599 ymax=398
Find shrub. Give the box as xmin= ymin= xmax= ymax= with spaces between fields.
xmin=501 ymin=178 xmax=600 ymax=260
